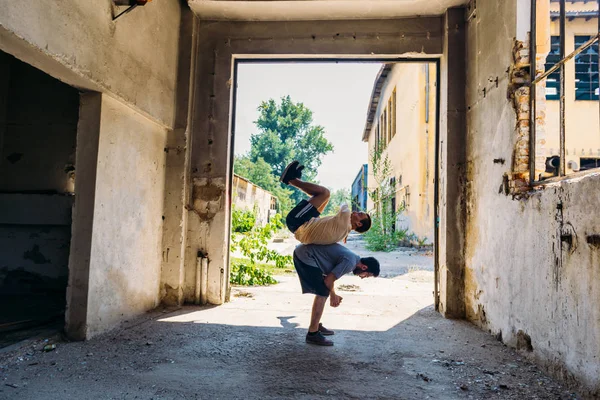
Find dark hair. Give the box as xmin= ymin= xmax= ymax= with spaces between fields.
xmin=355 ymin=214 xmax=372 ymax=233
xmin=360 ymin=257 xmax=380 ymax=277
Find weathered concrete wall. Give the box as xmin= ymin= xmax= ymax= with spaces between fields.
xmin=84 ymin=95 xmax=167 ymax=337
xmin=465 ymin=0 xmax=600 ymax=395
xmin=0 ymin=0 xmax=181 ymax=127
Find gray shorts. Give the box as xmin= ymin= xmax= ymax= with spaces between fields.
xmin=292 ymin=253 xmax=329 ymax=297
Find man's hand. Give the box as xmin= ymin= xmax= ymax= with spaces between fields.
xmin=323 ymin=273 xmax=342 ymax=307
xmin=330 ymin=293 xmax=343 ymax=307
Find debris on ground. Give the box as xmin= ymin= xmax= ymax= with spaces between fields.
xmin=337 ymin=284 xmax=361 ymax=292
xmin=42 ymin=344 xmax=56 ymax=352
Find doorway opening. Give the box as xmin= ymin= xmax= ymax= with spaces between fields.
xmin=0 ymin=51 xmax=78 ymax=346
xmin=227 ymin=60 xmax=439 ymax=310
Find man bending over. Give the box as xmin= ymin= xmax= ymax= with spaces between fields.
xmin=293 ymin=243 xmax=380 ymax=346
xmin=280 ymin=160 xmax=372 ymax=245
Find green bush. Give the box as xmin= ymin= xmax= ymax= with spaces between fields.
xmin=364 ymin=213 xmax=408 ymax=252
xmin=230 ymin=213 xmax=292 ymax=286
xmin=230 ymin=261 xmax=277 ymax=286
xmin=231 ymin=206 xmax=256 ymax=233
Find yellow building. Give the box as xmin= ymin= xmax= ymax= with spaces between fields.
xmin=537 ymin=0 xmax=599 ymax=178
xmin=362 ymin=63 xmax=437 ymax=242
xmin=232 ymin=174 xmax=278 ymax=227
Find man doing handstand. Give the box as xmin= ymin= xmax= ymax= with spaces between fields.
xmin=280 ymin=160 xmax=372 ymax=245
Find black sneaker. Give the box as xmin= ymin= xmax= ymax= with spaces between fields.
xmin=306 ymin=331 xmax=334 ymax=346
xmin=318 ymin=323 xmax=334 ymax=336
xmin=296 ymin=164 xmax=305 ymax=180
xmin=280 ymin=160 xmax=300 ymax=184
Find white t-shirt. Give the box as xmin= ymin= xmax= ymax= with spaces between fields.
xmin=294 ymin=203 xmax=352 ymax=245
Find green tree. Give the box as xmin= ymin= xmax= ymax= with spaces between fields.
xmin=250 ymin=96 xmax=334 ymax=203
xmin=322 ymin=188 xmax=351 ymax=216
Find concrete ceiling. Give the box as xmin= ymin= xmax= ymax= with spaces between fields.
xmin=187 ymin=0 xmax=470 ymax=21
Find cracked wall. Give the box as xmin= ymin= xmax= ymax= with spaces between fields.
xmin=465 ymin=0 xmax=600 ymax=396
xmin=83 ymin=94 xmax=168 ymax=338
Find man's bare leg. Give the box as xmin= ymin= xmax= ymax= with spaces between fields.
xmin=308 ymin=295 xmax=327 ymax=332
xmin=289 ymin=178 xmax=330 ymax=213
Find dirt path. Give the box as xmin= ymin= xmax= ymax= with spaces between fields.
xmin=0 ymin=239 xmax=579 ymax=399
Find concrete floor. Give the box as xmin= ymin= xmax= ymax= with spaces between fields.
xmin=0 ymin=240 xmax=579 ymax=399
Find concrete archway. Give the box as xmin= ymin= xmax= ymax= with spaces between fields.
xmin=167 ymin=10 xmax=467 ymax=319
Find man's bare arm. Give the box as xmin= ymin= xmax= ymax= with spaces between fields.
xmin=324 ymin=273 xmax=343 ymax=307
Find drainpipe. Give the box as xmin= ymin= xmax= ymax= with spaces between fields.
xmin=195 ymin=251 xmax=209 ymax=305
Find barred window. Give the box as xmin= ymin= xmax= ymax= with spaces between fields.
xmin=545 ymin=36 xmax=561 ymax=100
xmin=530 ymin=0 xmax=599 ymax=182
xmin=574 ymin=35 xmax=599 ymax=100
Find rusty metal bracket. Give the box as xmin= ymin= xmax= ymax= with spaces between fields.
xmin=113 ymin=0 xmax=152 ymax=21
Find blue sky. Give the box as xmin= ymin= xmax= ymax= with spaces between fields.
xmin=234 ymin=62 xmax=382 ymax=191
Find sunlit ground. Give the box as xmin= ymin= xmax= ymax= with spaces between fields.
xmin=158 ymin=273 xmax=434 ymax=332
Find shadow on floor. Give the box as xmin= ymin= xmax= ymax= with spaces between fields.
xmin=0 ymin=305 xmax=579 ymax=400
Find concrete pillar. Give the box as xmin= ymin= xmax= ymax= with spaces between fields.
xmin=160 ymin=9 xmax=196 ymax=306
xmin=65 ymin=92 xmax=102 ymax=340
xmin=437 ymin=8 xmax=467 ymax=318
xmin=183 ymin=28 xmax=233 ymax=305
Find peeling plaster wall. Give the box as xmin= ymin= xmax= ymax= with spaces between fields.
xmin=85 ymin=95 xmax=167 ymax=337
xmin=465 ymin=0 xmax=600 ymax=395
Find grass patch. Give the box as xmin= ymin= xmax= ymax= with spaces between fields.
xmin=231 ymin=257 xmax=296 ymax=276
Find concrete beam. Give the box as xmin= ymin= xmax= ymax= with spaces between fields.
xmin=188 ymin=0 xmax=469 ymax=21
xmin=199 ymin=18 xmax=444 ymax=56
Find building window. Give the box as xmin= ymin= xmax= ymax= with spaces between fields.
xmin=380 ymin=113 xmax=386 ymax=147
xmin=387 ymin=98 xmax=393 ymax=143
xmin=580 ymin=157 xmax=600 ymax=170
xmin=574 ymin=35 xmax=599 ymax=101
xmin=383 ymin=109 xmax=388 ymax=146
xmin=391 ymin=88 xmax=397 ymax=138
xmin=530 ymin=0 xmax=599 ymax=182
xmin=545 ymin=36 xmax=561 ymax=100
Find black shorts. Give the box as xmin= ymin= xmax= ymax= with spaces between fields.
xmin=293 ymin=253 xmax=330 ymax=297
xmin=286 ymin=200 xmax=320 ymax=233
